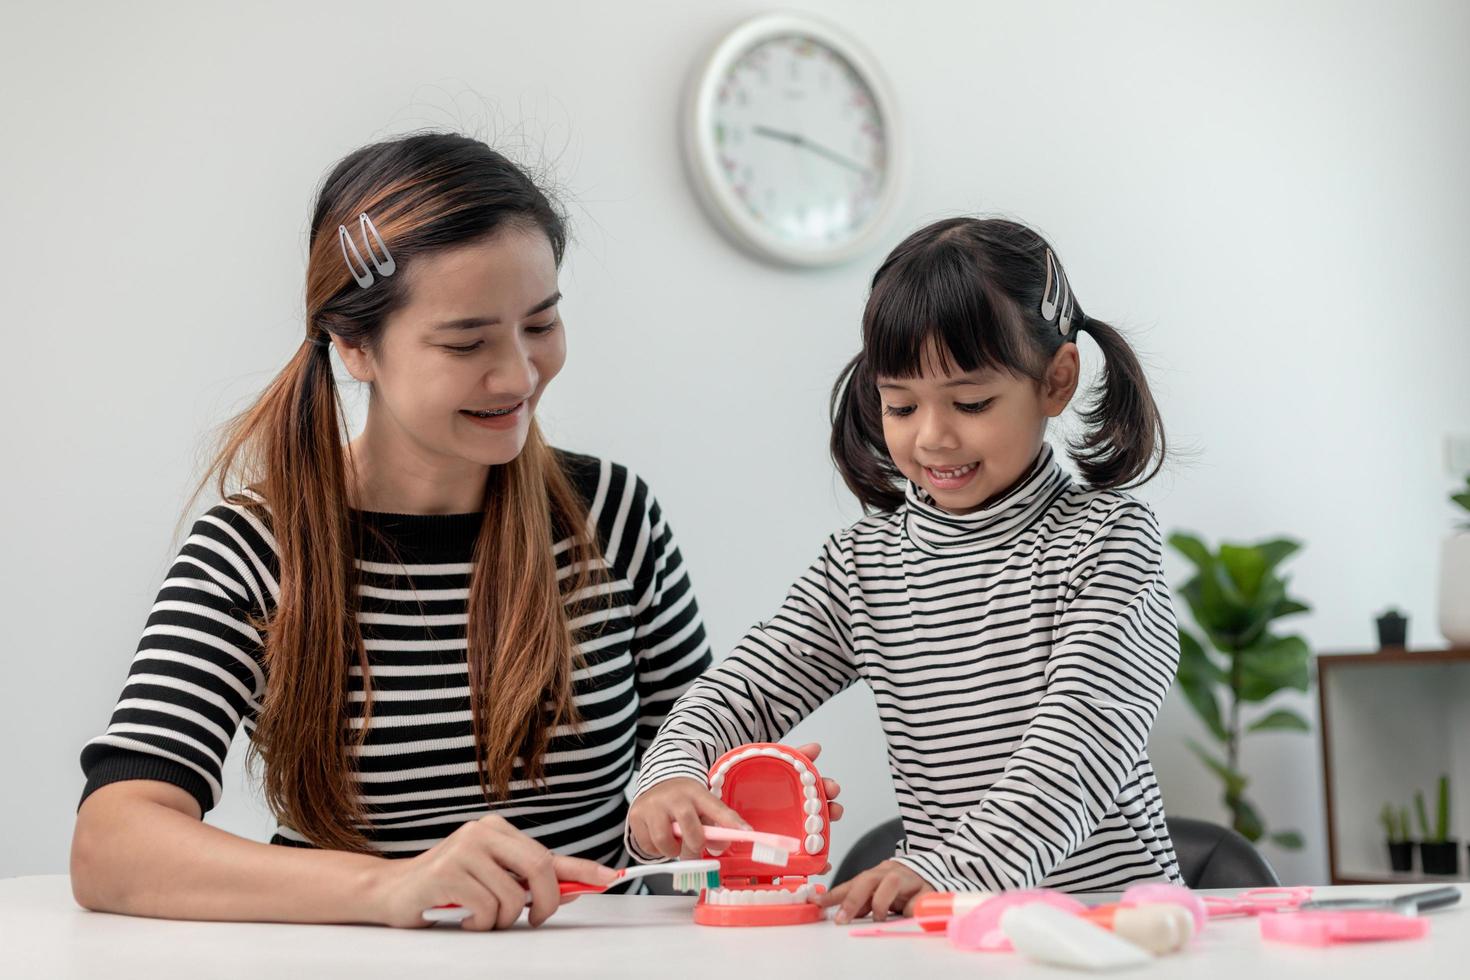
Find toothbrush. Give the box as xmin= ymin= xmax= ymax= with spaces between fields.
xmin=422 ymin=859 xmax=722 ymax=923
xmin=672 ymin=822 xmax=800 ymax=867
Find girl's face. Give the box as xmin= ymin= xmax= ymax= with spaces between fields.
xmin=338 ymin=226 xmax=564 ymax=490
xmin=876 ymin=341 xmax=1078 ymax=514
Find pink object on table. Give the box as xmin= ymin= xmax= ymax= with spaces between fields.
xmin=847 ymin=916 xmax=951 ymax=938
xmin=947 ymin=890 xmax=1089 ymax=951
xmin=1121 ymin=882 xmax=1209 ymax=933
xmin=1260 ymin=910 xmax=1429 ymax=946
xmin=1202 ymin=886 xmax=1314 ymax=918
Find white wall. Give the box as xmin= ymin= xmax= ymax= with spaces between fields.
xmin=3 ymin=0 xmax=1468 ymax=887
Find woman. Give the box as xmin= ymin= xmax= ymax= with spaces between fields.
xmin=70 ymin=133 xmax=753 ymax=931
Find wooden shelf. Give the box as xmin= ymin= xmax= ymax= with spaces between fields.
xmin=1316 ymin=649 xmax=1470 ymax=885
xmin=1318 ymin=647 xmax=1470 ymax=667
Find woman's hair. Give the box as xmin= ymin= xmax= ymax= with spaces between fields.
xmin=830 ymin=216 xmax=1166 ymax=512
xmin=198 ymin=132 xmax=603 ymax=851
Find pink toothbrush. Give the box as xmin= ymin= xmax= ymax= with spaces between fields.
xmin=673 ymin=822 xmax=800 ymax=866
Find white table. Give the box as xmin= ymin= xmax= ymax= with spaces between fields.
xmin=2 ymin=876 xmax=1461 ymax=978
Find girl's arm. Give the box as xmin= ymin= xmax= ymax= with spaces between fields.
xmin=892 ymin=501 xmax=1180 ymax=893
xmin=72 ymin=780 xmax=614 ymax=929
xmin=629 ymin=533 xmax=861 ymax=817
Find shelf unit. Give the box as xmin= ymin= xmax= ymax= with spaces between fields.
xmin=1317 ymin=647 xmax=1470 ymax=884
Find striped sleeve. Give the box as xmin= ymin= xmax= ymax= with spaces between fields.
xmin=893 ymin=502 xmax=1180 ymax=892
xmin=631 ymin=532 xmax=861 ymax=801
xmin=617 ymin=478 xmax=714 ymax=768
xmin=79 ymin=503 xmax=275 ymax=814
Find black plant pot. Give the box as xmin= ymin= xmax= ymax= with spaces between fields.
xmin=1386 ymin=841 xmax=1414 ymax=872
xmin=1419 ymin=840 xmax=1460 ymax=876
xmin=1376 ymin=612 xmax=1408 ymax=648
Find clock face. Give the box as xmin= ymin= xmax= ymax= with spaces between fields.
xmin=685 ymin=16 xmax=899 ymax=267
xmin=711 ymin=36 xmax=887 ymax=251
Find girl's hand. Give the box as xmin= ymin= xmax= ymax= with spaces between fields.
xmin=818 ymin=860 xmax=934 ymax=924
xmin=367 ymin=814 xmax=618 ymax=931
xmin=628 ymin=777 xmax=751 ymax=859
xmin=628 ymin=742 xmax=845 ymax=863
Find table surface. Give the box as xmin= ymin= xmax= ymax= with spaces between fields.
xmin=2 ymin=876 xmax=1462 ymax=978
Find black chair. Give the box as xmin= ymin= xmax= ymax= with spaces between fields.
xmin=832 ymin=816 xmax=905 ymax=886
xmin=831 ymin=815 xmax=1280 ymax=889
xmin=1166 ymin=816 xmax=1280 ymax=889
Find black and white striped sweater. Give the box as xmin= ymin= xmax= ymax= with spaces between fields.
xmin=80 ymin=452 xmax=711 ymax=868
xmin=632 ymin=444 xmax=1183 ymax=892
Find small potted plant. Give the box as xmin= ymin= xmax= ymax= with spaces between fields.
xmin=1415 ymin=775 xmax=1459 ymax=876
xmin=1440 ymin=473 xmax=1470 ymax=645
xmin=1375 ymin=608 xmax=1408 ymax=649
xmin=1380 ymin=803 xmax=1413 ymax=872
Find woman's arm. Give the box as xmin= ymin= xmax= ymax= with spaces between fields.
xmin=74 ymin=503 xmax=613 ymax=929
xmin=72 ymin=780 xmax=615 ymax=930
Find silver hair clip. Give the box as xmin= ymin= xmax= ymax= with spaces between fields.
xmin=1040 ymin=248 xmax=1075 ymax=336
xmin=339 ymin=212 xmax=396 ymax=289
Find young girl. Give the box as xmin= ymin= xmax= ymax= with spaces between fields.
xmin=628 ymin=217 xmax=1182 ymax=923
xmin=71 ymin=133 xmax=718 ymax=930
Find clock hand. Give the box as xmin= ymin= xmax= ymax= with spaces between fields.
xmin=752 ymin=125 xmax=874 ymax=177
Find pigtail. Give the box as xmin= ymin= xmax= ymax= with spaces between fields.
xmin=829 ymin=352 xmax=906 ymax=513
xmin=1070 ymin=316 xmax=1166 ymax=490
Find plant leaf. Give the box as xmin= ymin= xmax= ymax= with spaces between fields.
xmin=1237 ymin=634 xmax=1312 ymax=702
xmin=1273 ymin=598 xmax=1311 ymax=619
xmin=1247 ymin=708 xmax=1311 ymax=734
xmin=1236 ymin=572 xmax=1288 ymax=649
xmin=1233 ymin=795 xmax=1265 ymax=842
xmin=1269 ymin=830 xmax=1305 ymax=850
xmin=1168 ymin=532 xmax=1214 ymax=573
xmin=1176 ymin=629 xmax=1228 ymax=741
xmin=1187 ymin=739 xmax=1247 ymax=797
xmin=1255 ymin=539 xmax=1303 ymax=575
xmin=1219 ymin=544 xmax=1269 ymax=602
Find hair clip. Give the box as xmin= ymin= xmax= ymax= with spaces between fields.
xmin=1040 ymin=248 xmax=1075 ymax=337
xmin=339 ymin=212 xmax=395 ymax=289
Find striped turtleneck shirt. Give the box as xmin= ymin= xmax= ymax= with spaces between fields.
xmin=632 ymin=444 xmax=1183 ymax=893
xmin=80 ymin=452 xmax=712 ymax=868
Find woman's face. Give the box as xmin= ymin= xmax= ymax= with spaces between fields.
xmin=339 ymin=225 xmax=565 ymax=473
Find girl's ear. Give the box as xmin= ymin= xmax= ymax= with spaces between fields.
xmin=333 ymin=338 xmax=376 ymax=383
xmin=1041 ymin=342 xmax=1080 ymax=418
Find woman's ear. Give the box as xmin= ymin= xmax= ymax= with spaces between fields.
xmin=333 ymin=338 xmax=375 ymax=383
xmin=1041 ymin=343 xmax=1080 ymax=418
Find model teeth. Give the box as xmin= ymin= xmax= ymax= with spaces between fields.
xmin=928 ymin=462 xmax=976 ymax=479
xmin=466 ymin=406 xmax=517 ymax=417
xmin=707 ymin=747 xmax=828 ymax=856
xmin=703 ymin=885 xmax=816 ymax=906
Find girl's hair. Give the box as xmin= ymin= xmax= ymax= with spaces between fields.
xmin=830 ymin=216 xmax=1166 ymax=512
xmin=198 ymin=132 xmax=603 ymax=852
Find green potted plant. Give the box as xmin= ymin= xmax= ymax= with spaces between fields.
xmin=1440 ymin=473 xmax=1470 ymax=645
xmin=1415 ymin=775 xmax=1459 ymax=875
xmin=1380 ymin=803 xmax=1413 ymax=872
xmin=1170 ymin=533 xmax=1312 ymax=851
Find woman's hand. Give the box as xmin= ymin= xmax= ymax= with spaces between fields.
xmin=367 ymin=814 xmax=618 ymax=931
xmin=629 ymin=742 xmax=844 ymax=865
xmin=817 ymin=859 xmax=934 ymax=924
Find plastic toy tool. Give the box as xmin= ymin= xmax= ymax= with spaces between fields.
xmin=694 ymin=742 xmax=832 ymax=926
